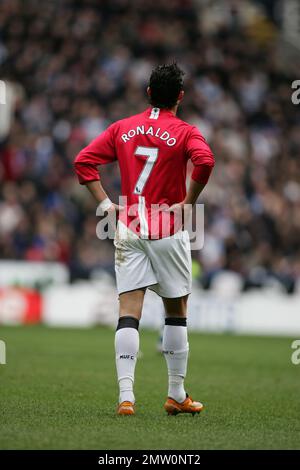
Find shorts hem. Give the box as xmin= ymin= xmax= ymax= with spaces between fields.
xmin=148 ymin=286 xmax=192 ymax=299
xmin=117 ymin=282 xmax=158 ymax=296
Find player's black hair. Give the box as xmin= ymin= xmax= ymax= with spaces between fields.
xmin=148 ymin=63 xmax=185 ymax=109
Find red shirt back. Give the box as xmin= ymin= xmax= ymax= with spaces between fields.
xmin=74 ymin=107 xmax=214 ymax=239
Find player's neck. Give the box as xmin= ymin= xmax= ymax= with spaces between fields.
xmin=163 ymin=105 xmax=178 ymax=116
xmin=170 ymin=105 xmax=178 ymax=116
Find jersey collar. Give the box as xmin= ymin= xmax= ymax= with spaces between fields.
xmin=147 ymin=107 xmax=176 ymax=118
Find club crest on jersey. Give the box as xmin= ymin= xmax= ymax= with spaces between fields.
xmin=121 ymin=125 xmax=177 ymax=147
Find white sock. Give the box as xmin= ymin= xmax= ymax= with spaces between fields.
xmin=115 ymin=318 xmax=139 ymax=404
xmin=163 ymin=319 xmax=189 ymax=403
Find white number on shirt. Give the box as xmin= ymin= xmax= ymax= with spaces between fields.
xmin=134 ymin=146 xmax=159 ymax=195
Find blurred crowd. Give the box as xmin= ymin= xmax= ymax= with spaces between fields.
xmin=0 ymin=0 xmax=300 ymax=293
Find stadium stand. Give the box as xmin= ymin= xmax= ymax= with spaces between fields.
xmin=0 ymin=0 xmax=299 ymax=293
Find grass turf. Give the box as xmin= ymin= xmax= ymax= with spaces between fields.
xmin=0 ymin=325 xmax=299 ymax=450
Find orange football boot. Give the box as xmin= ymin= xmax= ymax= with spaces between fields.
xmin=117 ymin=401 xmax=135 ymax=415
xmin=164 ymin=394 xmax=204 ymax=416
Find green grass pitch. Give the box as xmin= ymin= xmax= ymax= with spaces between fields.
xmin=0 ymin=325 xmax=299 ymax=449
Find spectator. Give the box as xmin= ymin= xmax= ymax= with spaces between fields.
xmin=0 ymin=0 xmax=299 ymax=293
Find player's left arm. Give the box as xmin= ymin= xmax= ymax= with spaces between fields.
xmin=74 ymin=123 xmax=123 ymax=212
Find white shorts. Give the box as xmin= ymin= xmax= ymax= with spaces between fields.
xmin=114 ymin=222 xmax=192 ymax=298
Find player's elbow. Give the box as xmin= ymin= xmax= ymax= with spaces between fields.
xmin=73 ymin=152 xmax=84 ymax=182
xmin=74 ymin=147 xmax=86 ymax=167
xmin=73 ymin=151 xmax=100 ymax=185
xmin=73 ymin=150 xmax=87 ymax=183
xmin=191 ymin=161 xmax=214 ymax=185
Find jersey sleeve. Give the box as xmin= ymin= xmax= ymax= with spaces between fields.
xmin=74 ymin=123 xmax=117 ymax=184
xmin=185 ymin=126 xmax=215 ymax=184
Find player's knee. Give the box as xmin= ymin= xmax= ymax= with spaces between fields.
xmin=119 ymin=289 xmax=145 ymax=319
xmin=163 ymin=295 xmax=188 ymax=317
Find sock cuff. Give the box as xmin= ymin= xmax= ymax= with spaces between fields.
xmin=165 ymin=317 xmax=187 ymax=327
xmin=117 ymin=316 xmax=140 ymax=331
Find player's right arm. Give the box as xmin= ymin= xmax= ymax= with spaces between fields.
xmin=184 ymin=125 xmax=215 ymax=204
xmin=170 ymin=126 xmax=215 ymax=214
xmin=184 ymin=179 xmax=207 ymax=206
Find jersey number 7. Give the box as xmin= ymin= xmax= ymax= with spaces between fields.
xmin=134 ymin=146 xmax=159 ymax=195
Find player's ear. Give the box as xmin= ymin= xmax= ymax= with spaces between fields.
xmin=147 ymin=86 xmax=151 ymax=98
xmin=177 ymin=90 xmax=184 ymax=103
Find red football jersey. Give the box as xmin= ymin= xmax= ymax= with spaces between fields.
xmin=74 ymin=107 xmax=214 ymax=239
